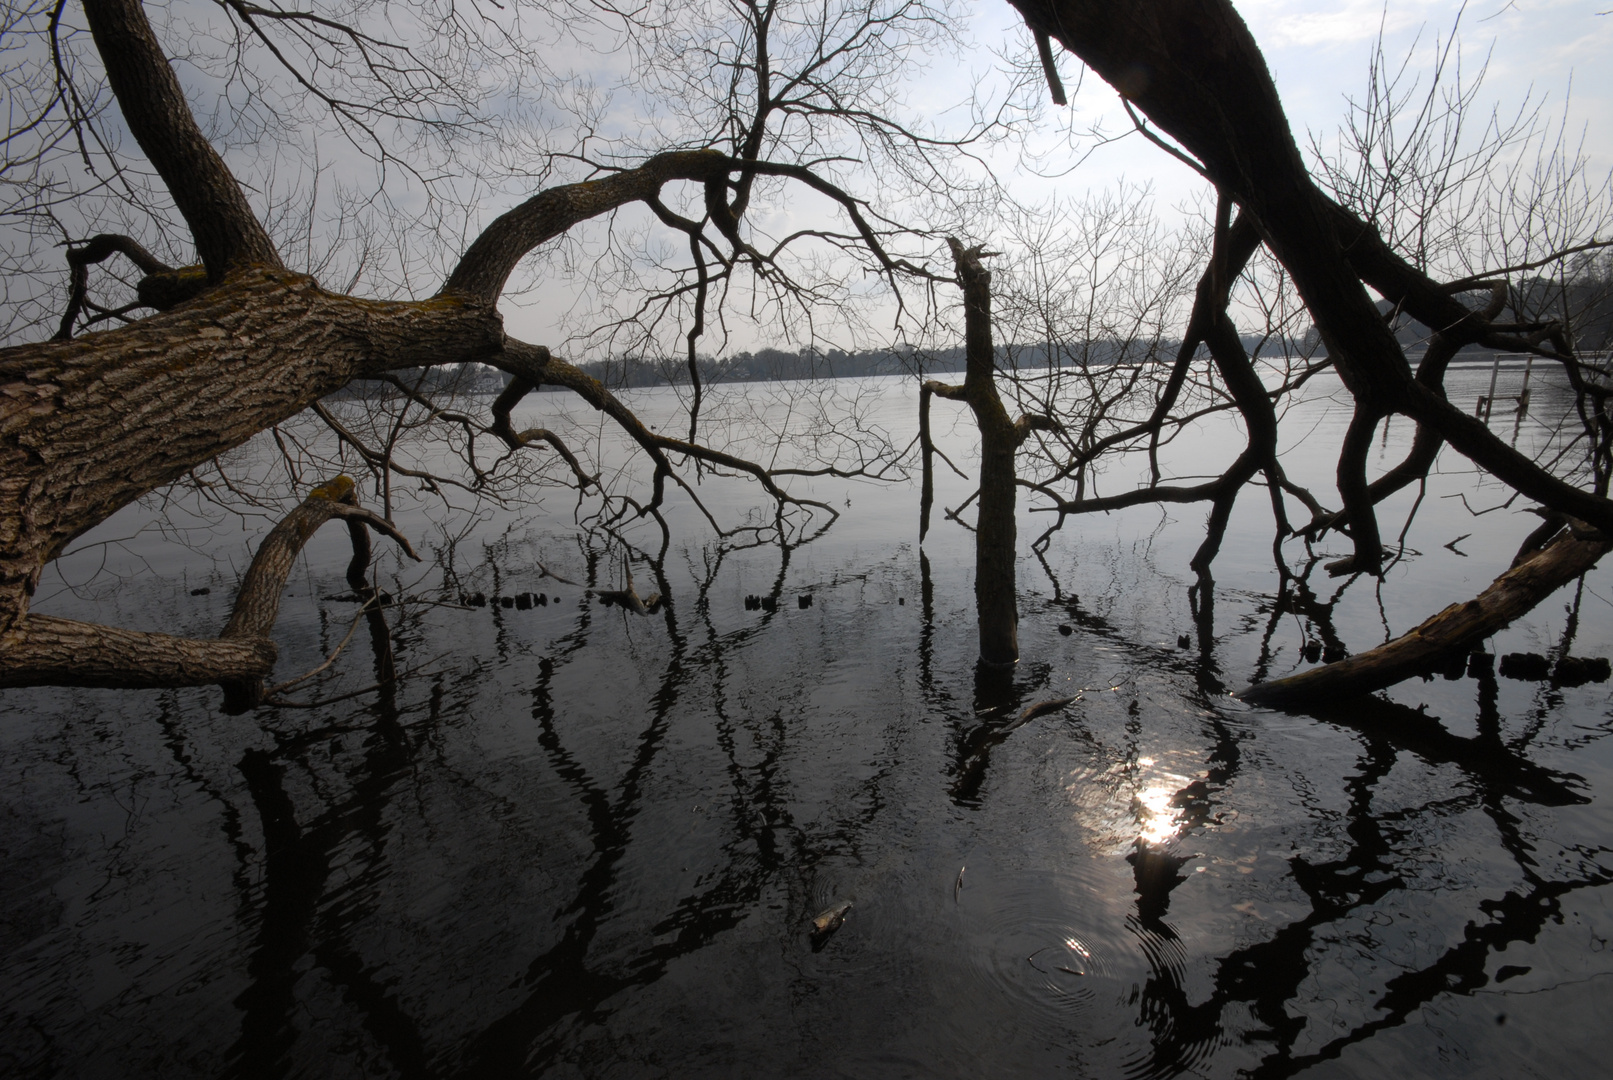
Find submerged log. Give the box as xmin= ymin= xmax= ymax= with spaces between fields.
xmin=998 ymin=695 xmax=1081 ymax=733
xmin=1238 ymin=523 xmax=1609 ymax=707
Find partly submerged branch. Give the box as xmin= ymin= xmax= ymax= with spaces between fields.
xmin=1238 ymin=521 xmax=1610 ymax=707
xmin=0 ymin=268 xmax=500 ymax=636
xmin=0 ymin=475 xmax=416 ymax=710
xmin=0 ymin=616 xmax=278 ymax=692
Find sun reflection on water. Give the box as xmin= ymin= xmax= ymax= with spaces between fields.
xmin=1132 ymin=783 xmax=1183 ymax=845
xmin=1065 ymin=753 xmax=1197 ymax=850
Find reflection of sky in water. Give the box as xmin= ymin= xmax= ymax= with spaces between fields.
xmin=5 ymin=369 xmax=1613 ymax=1079
xmin=1068 ymin=747 xmax=1207 ymax=853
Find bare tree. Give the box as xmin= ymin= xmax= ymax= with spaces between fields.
xmin=6 ymin=0 xmax=1610 ymax=711
xmin=911 ymin=2 xmax=1609 ymax=696
xmin=0 ymin=0 xmax=1023 ymax=704
xmin=916 ymin=238 xmax=1059 ymax=665
xmin=970 ymin=0 xmax=1613 ymax=704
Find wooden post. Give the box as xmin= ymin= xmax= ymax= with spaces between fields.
xmin=1483 ymin=353 xmax=1501 ymax=422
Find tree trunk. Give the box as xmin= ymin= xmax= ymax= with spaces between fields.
xmin=1009 ymin=0 xmax=1613 ymax=539
xmin=975 ymin=427 xmax=1021 ymax=666
xmin=0 ymin=269 xmax=501 ymax=637
xmin=951 ymin=239 xmax=1021 ymax=666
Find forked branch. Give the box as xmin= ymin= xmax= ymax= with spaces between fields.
xmin=0 ymin=475 xmax=417 ymax=712
xmin=81 ymin=0 xmax=282 ymax=278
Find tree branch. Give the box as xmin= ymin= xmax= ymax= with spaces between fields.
xmin=81 ymin=0 xmax=282 ymax=279
xmin=443 ymin=150 xmax=733 ymax=302
xmin=1240 ymin=523 xmax=1609 ymax=706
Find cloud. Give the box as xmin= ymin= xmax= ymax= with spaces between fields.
xmin=1238 ymin=0 xmax=1432 ymax=49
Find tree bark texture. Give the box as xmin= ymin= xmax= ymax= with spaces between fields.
xmin=0 ymin=474 xmax=410 ymax=706
xmin=0 ymin=616 xmax=278 ymax=690
xmin=0 ymin=269 xmax=501 ymax=637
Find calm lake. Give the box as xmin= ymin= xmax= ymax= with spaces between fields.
xmin=3 ymin=363 xmax=1611 ymax=1078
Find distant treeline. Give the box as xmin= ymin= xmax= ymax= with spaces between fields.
xmin=330 ymin=337 xmax=1321 ymax=400
xmin=1387 ymin=264 xmax=1613 ymax=355
xmin=567 ymin=336 xmax=1313 ymax=390
xmin=332 ymin=288 xmax=1613 ymax=404
xmin=580 ymin=346 xmax=957 ymax=389
xmin=326 ymin=260 xmax=1612 ymax=401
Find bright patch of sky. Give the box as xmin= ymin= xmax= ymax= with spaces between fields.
xmin=1244 ymin=1 xmax=1611 ymax=148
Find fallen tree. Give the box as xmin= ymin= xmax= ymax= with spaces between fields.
xmin=1238 ymin=517 xmax=1611 ymax=707
xmin=4 ymin=0 xmax=1610 ymax=708
xmin=0 ymin=0 xmax=962 ymax=701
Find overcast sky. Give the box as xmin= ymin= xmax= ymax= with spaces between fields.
xmin=7 ymin=1 xmax=1607 ymax=353
xmin=1000 ymin=0 xmax=1613 ymax=204
xmin=491 ymin=0 xmax=1613 ymax=352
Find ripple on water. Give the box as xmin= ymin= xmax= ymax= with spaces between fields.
xmin=950 ymin=860 xmax=1151 ymax=1038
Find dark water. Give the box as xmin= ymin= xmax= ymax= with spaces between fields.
xmin=3 ymin=366 xmax=1612 ymax=1078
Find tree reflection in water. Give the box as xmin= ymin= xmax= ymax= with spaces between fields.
xmin=1091 ymin=567 xmax=1599 ymax=1079
xmin=3 ymin=509 xmax=1612 ymax=1078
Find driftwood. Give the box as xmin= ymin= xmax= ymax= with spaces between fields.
xmin=1239 ymin=522 xmax=1609 ymax=707
xmin=999 ymin=695 xmax=1082 ymax=732
xmin=596 ymin=566 xmax=663 ymax=616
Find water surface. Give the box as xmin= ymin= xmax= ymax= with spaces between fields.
xmin=3 ymin=365 xmax=1611 ymax=1078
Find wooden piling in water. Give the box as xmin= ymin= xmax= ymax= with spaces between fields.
xmin=1482 ymin=353 xmax=1501 ymax=422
